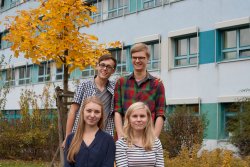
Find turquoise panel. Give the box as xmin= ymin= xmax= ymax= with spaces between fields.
xmin=129 ymin=0 xmax=137 ymax=13
xmin=200 ymin=103 xmax=218 ymax=139
xmin=31 ymin=65 xmax=38 ymax=83
xmin=199 ymin=30 xmax=215 ymax=64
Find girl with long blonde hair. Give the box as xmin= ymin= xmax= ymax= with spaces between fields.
xmin=64 ymin=96 xmax=115 ymax=167
xmin=115 ymin=102 xmax=164 ymax=167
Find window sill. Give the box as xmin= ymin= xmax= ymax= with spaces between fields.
xmin=171 ymin=64 xmax=198 ymax=70
xmin=217 ymin=57 xmax=250 ymax=64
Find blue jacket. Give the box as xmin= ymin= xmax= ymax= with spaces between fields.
xmin=64 ymin=130 xmax=115 ymax=167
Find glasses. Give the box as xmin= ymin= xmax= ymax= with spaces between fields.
xmin=98 ymin=63 xmax=114 ymax=71
xmin=132 ymin=56 xmax=147 ymax=61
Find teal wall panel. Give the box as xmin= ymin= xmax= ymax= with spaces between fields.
xmin=200 ymin=103 xmax=218 ymax=139
xmin=31 ymin=65 xmax=38 ymax=83
xmin=199 ymin=30 xmax=215 ymax=64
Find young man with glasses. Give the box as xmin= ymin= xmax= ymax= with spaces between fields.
xmin=63 ymin=54 xmax=117 ymax=147
xmin=114 ymin=43 xmax=166 ymax=139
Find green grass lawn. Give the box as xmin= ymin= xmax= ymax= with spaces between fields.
xmin=0 ymin=160 xmax=59 ymax=167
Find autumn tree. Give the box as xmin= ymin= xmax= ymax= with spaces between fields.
xmin=3 ymin=0 xmax=120 ymax=164
xmin=4 ymin=0 xmax=119 ymax=92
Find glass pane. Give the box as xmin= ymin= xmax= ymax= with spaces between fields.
xmin=26 ymin=67 xmax=30 ymax=78
xmin=117 ymin=50 xmax=122 ymax=64
xmin=26 ymin=79 xmax=30 ymax=84
xmin=190 ymin=37 xmax=197 ymax=54
xmin=240 ymin=49 xmax=250 ymax=58
xmin=224 ymin=103 xmax=240 ymax=113
xmin=82 ymin=71 xmax=89 ymax=77
xmin=223 ymin=52 xmax=237 ymax=60
xmin=223 ymin=30 xmax=236 ymax=49
xmin=122 ymin=49 xmax=127 ymax=63
xmin=38 ymin=77 xmax=44 ymax=82
xmin=56 ymin=66 xmax=63 ymax=73
xmin=189 ymin=57 xmax=197 ymax=65
xmin=118 ymin=9 xmax=123 ymax=16
xmin=116 ymin=66 xmax=121 ymax=73
xmin=177 ymin=39 xmax=187 ymax=56
xmin=39 ymin=65 xmax=44 ymax=75
xmin=56 ymin=75 xmax=63 ymax=80
xmin=109 ymin=0 xmax=117 ymax=9
xmin=153 ymin=43 xmax=159 ymax=60
xmin=152 ymin=62 xmax=159 ymax=69
xmin=91 ymin=70 xmax=95 ymax=76
xmin=175 ymin=59 xmax=187 ymax=66
xmin=45 ymin=76 xmax=50 ymax=81
xmin=19 ymin=67 xmax=25 ymax=78
xmin=19 ymin=80 xmax=24 ymax=85
xmin=122 ymin=65 xmax=127 ymax=73
xmin=156 ymin=0 xmax=162 ymax=6
xmin=187 ymin=104 xmax=199 ymax=113
xmin=240 ymin=28 xmax=250 ymax=47
xmin=119 ymin=0 xmax=128 ymax=7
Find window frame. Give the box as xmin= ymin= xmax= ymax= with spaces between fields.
xmin=108 ymin=0 xmax=129 ymax=18
xmin=81 ymin=65 xmax=95 ymax=79
xmin=168 ymin=26 xmax=199 ymax=69
xmin=0 ymin=30 xmax=12 ymax=50
xmin=38 ymin=62 xmax=51 ymax=83
xmin=219 ymin=26 xmax=250 ymax=61
xmin=109 ymin=47 xmax=129 ymax=75
xmin=18 ymin=65 xmax=31 ymax=85
xmin=174 ymin=35 xmax=198 ymax=67
xmin=4 ymin=67 xmax=15 ymax=86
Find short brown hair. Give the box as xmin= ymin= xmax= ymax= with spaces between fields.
xmin=130 ymin=43 xmax=150 ymax=58
xmin=98 ymin=54 xmax=117 ymax=69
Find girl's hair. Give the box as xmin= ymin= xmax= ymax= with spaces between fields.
xmin=123 ymin=102 xmax=155 ymax=151
xmin=67 ymin=96 xmax=104 ymax=162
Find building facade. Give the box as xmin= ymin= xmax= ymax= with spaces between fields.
xmin=1 ymin=0 xmax=250 ymax=150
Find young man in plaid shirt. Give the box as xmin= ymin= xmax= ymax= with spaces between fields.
xmin=114 ymin=43 xmax=166 ymax=139
xmin=63 ymin=54 xmax=117 ymax=147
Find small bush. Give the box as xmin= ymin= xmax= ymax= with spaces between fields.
xmin=227 ymin=98 xmax=250 ymax=156
xmin=164 ymin=146 xmax=250 ymax=167
xmin=0 ymin=87 xmax=58 ymax=160
xmin=160 ymin=105 xmax=208 ymax=157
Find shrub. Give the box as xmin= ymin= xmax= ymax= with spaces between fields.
xmin=164 ymin=145 xmax=250 ymax=167
xmin=227 ymin=97 xmax=250 ymax=156
xmin=0 ymin=86 xmax=58 ymax=160
xmin=160 ymin=105 xmax=208 ymax=157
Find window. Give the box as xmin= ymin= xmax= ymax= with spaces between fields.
xmin=5 ymin=68 xmax=15 ymax=86
xmin=174 ymin=36 xmax=198 ymax=67
xmin=82 ymin=66 xmax=95 ymax=78
xmin=0 ymin=30 xmax=12 ymax=50
xmin=110 ymin=48 xmax=128 ymax=75
xmin=168 ymin=104 xmax=199 ymax=115
xmin=90 ymin=0 xmax=102 ymax=22
xmin=38 ymin=62 xmax=51 ymax=82
xmin=56 ymin=65 xmax=63 ymax=80
xmin=0 ymin=0 xmax=4 ymax=8
xmin=1 ymin=110 xmax=20 ymax=124
xmin=142 ymin=0 xmax=162 ymax=9
xmin=108 ymin=0 xmax=128 ymax=18
xmin=220 ymin=27 xmax=250 ymax=61
xmin=19 ymin=65 xmax=31 ymax=85
xmin=221 ymin=102 xmax=242 ymax=138
xmin=146 ymin=42 xmax=160 ymax=71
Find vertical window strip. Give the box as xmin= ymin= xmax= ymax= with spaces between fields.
xmin=56 ymin=64 xmax=64 ymax=80
xmin=38 ymin=61 xmax=50 ymax=82
xmin=5 ymin=66 xmax=15 ymax=86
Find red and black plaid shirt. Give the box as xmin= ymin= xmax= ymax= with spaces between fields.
xmin=114 ymin=72 xmax=166 ymax=122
